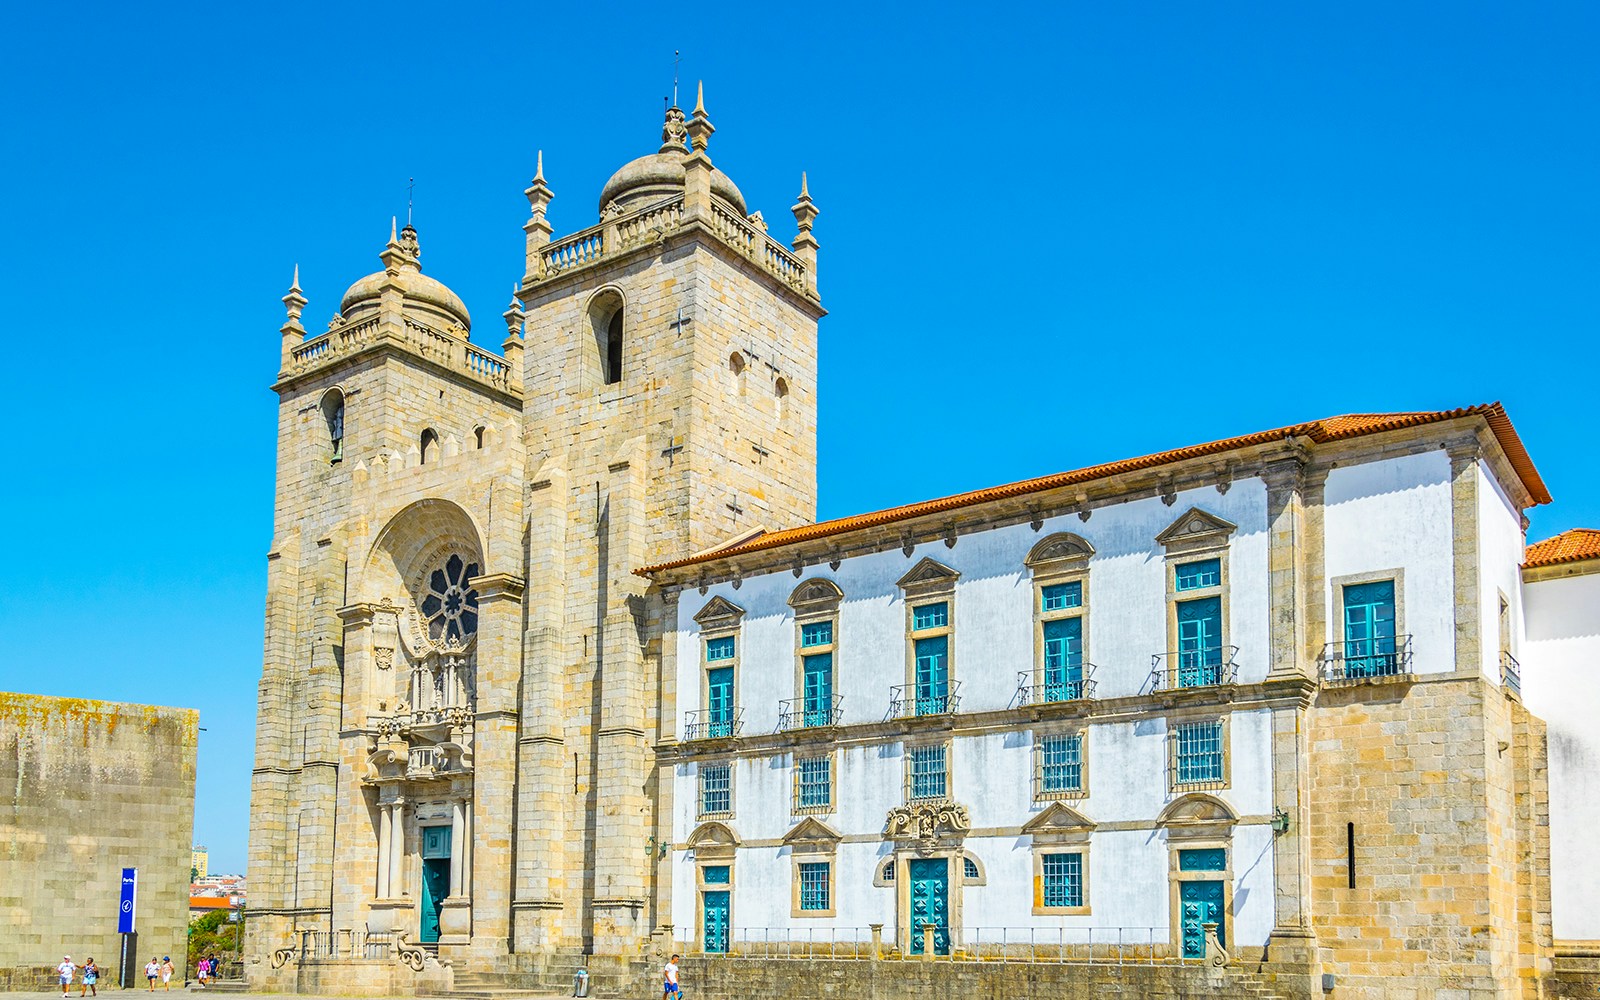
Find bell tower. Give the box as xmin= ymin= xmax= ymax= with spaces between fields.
xmin=507 ymin=85 xmax=825 ymax=956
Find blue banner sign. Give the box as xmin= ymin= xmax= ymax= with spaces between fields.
xmin=117 ymin=868 xmax=137 ymax=933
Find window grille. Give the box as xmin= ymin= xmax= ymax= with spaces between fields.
xmin=1040 ymin=733 xmax=1083 ymax=793
xmin=800 ymin=621 xmax=833 ymax=647
xmin=963 ymin=856 xmax=980 ymax=881
xmin=1041 ymin=852 xmax=1083 ymax=908
xmin=799 ymin=862 xmax=830 ymax=911
xmin=700 ymin=762 xmax=732 ymax=816
xmin=797 ymin=755 xmax=831 ymax=810
xmin=705 ymin=636 xmax=737 ymax=662
xmin=1175 ymin=721 xmax=1224 ymax=785
xmin=882 ymin=861 xmax=895 ymax=882
xmin=909 ymin=744 xmax=947 ymax=801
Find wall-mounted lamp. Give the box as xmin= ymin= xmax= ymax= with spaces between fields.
xmin=646 ymin=836 xmax=669 ymax=859
xmin=1271 ymin=808 xmax=1291 ymax=835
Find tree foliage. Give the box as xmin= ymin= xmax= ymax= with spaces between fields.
xmin=186 ymin=908 xmax=240 ymax=973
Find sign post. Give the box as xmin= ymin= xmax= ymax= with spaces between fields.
xmin=117 ymin=868 xmax=138 ymax=989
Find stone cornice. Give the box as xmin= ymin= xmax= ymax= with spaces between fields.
xmin=657 ymin=676 xmax=1317 ymax=762
xmin=273 ymin=328 xmax=522 ymax=406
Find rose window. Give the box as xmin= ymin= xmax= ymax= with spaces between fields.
xmin=420 ymin=554 xmax=480 ymax=642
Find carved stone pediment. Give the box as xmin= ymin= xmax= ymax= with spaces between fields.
xmin=1021 ymin=801 xmax=1096 ymax=845
xmin=897 ymin=557 xmax=960 ymax=596
xmin=783 ymin=817 xmax=842 ymax=848
xmin=788 ymin=578 xmax=844 ymax=614
xmin=886 ymin=801 xmax=971 ymax=846
xmin=693 ymin=595 xmax=746 ymax=630
xmin=1157 ymin=793 xmax=1239 ymax=839
xmin=1155 ymin=507 xmax=1237 ymax=550
xmin=687 ymin=821 xmax=740 ymax=861
xmin=1025 ymin=532 xmax=1095 ymax=570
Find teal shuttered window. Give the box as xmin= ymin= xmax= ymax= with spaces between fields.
xmin=1041 ymin=853 xmax=1083 ymax=908
xmin=1342 ymin=581 xmax=1398 ymax=676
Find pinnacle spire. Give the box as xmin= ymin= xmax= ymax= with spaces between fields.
xmin=799 ymin=171 xmax=810 ymax=199
xmin=390 ymin=216 xmax=398 ymax=243
xmin=694 ymin=80 xmax=705 ymax=115
xmin=534 ymin=149 xmax=544 ymax=182
xmin=290 ymin=263 xmax=302 ymax=292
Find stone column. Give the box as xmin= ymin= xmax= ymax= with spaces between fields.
xmin=1262 ymin=458 xmax=1312 ymax=681
xmin=388 ymin=800 xmax=405 ymax=898
xmin=1448 ymin=440 xmax=1484 ymax=677
xmin=377 ymin=803 xmax=392 ymax=898
xmin=464 ymin=800 xmax=474 ymax=895
xmin=450 ymin=800 xmax=465 ymax=896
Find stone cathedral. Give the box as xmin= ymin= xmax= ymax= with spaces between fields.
xmin=248 ymin=89 xmax=824 ymax=988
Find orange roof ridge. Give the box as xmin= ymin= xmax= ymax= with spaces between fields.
xmin=1525 ymin=528 xmax=1600 ymax=569
xmin=640 ymin=403 xmax=1550 ymax=576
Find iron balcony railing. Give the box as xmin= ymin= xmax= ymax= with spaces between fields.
xmin=1500 ymin=650 xmax=1522 ymax=697
xmin=889 ymin=681 xmax=963 ymax=718
xmin=682 ymin=708 xmax=744 ymax=741
xmin=1147 ymin=647 xmax=1240 ymax=692
xmin=1016 ymin=665 xmax=1099 ymax=705
xmin=1318 ymin=635 xmax=1414 ymax=682
xmin=779 ymin=694 xmax=844 ymax=730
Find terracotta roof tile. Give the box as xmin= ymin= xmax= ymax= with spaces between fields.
xmin=1525 ymin=528 xmax=1600 ymax=569
xmin=640 ymin=402 xmax=1549 ymax=576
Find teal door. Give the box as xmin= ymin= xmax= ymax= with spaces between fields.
xmin=707 ymin=667 xmax=734 ymax=737
xmin=702 ymin=890 xmax=730 ymax=954
xmin=1179 ymin=880 xmax=1225 ymax=958
xmin=802 ymin=653 xmax=833 ymax=726
xmin=419 ymin=825 xmax=452 ymax=943
xmin=914 ymin=636 xmax=949 ymax=714
xmin=1343 ymin=581 xmax=1397 ymax=676
xmin=1043 ymin=617 xmax=1083 ymax=700
xmin=908 ymin=858 xmax=950 ymax=956
xmin=1177 ymin=598 xmax=1222 ymax=686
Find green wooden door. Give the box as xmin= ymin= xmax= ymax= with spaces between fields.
xmin=707 ymin=667 xmax=734 ymax=737
xmin=908 ymin=858 xmax=950 ymax=956
xmin=702 ymin=890 xmax=730 ymax=953
xmin=1343 ymin=581 xmax=1397 ymax=676
xmin=1179 ymin=880 xmax=1225 ymax=958
xmin=1043 ymin=617 xmax=1083 ymax=699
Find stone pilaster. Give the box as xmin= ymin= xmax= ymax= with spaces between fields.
xmin=513 ymin=469 xmax=571 ymax=952
xmin=1262 ymin=458 xmax=1311 ymax=681
xmin=1449 ymin=441 xmax=1483 ymax=677
xmin=467 ymin=571 xmax=525 ymax=958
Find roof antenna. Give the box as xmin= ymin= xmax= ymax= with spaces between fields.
xmin=673 ymin=49 xmax=680 ymax=107
xmin=407 ymin=177 xmax=415 ymax=226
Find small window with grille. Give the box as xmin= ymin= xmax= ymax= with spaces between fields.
xmin=699 ymin=762 xmax=732 ymax=817
xmin=908 ymin=743 xmax=948 ymax=802
xmin=1173 ymin=720 xmax=1226 ymax=787
xmin=798 ymin=862 xmax=830 ymax=911
xmin=1041 ymin=852 xmax=1083 ymax=909
xmin=1037 ymin=732 xmax=1084 ymax=797
xmin=795 ymin=754 xmax=832 ymax=812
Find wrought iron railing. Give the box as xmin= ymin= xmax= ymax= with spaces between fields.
xmin=1500 ymin=650 xmax=1522 ymax=697
xmin=779 ymin=695 xmax=844 ymax=730
xmin=1147 ymin=648 xmax=1240 ymax=692
xmin=683 ymin=709 xmax=744 ymax=741
xmin=1318 ymin=635 xmax=1414 ymax=682
xmin=1016 ymin=666 xmax=1099 ymax=705
xmin=889 ymin=681 xmax=962 ymax=718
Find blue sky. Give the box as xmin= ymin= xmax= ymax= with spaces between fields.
xmin=0 ymin=2 xmax=1594 ymax=874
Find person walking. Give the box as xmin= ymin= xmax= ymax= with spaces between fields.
xmin=661 ymin=954 xmax=680 ymax=1000
xmin=80 ymin=958 xmax=99 ymax=997
xmin=56 ymin=956 xmax=75 ymax=998
xmin=144 ymin=957 xmax=159 ymax=991
xmin=196 ymin=957 xmax=208 ymax=989
xmin=161 ymin=957 xmax=174 ymax=990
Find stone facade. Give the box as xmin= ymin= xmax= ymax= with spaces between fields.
xmin=247 ymin=91 xmax=823 ymax=987
xmin=0 ymin=693 xmax=198 ymax=986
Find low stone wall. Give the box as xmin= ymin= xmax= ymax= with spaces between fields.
xmin=247 ymin=957 xmax=453 ymax=997
xmin=677 ymin=956 xmax=1282 ymax=1000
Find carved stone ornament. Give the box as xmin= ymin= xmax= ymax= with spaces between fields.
xmin=603 ymin=200 xmax=625 ymax=220
xmin=886 ymin=801 xmax=971 ymax=846
xmin=662 ymin=105 xmax=688 ymax=148
xmin=747 ymin=210 xmax=767 ymax=231
xmin=375 ymin=647 xmax=394 ymax=671
xmin=398 ymin=223 xmax=421 ymax=260
xmin=328 ymin=313 xmax=349 ymax=330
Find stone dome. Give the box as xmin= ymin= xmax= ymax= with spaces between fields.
xmin=598 ymin=148 xmax=746 ymax=217
xmin=339 ymin=224 xmax=471 ymax=332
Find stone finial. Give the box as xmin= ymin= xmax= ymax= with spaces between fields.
xmin=280 ymin=264 xmax=308 ymax=365
xmin=524 ymin=150 xmax=555 ymax=283
xmin=685 ymin=80 xmax=714 ymax=153
xmin=661 ymin=105 xmax=688 ymax=153
xmin=380 ymin=216 xmax=418 ymax=274
xmin=791 ymin=172 xmax=820 ymax=299
xmin=524 ymin=150 xmax=554 ymax=217
xmin=502 ymin=285 xmax=525 ymax=339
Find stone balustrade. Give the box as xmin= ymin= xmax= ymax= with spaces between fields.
xmin=281 ymin=313 xmax=517 ymax=396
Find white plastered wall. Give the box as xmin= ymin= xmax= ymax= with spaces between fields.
xmin=1477 ymin=462 xmax=1527 ymax=683
xmin=1520 ymin=569 xmax=1600 ymax=942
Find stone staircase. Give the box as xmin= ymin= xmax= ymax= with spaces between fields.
xmin=426 ymin=954 xmax=658 ymax=1000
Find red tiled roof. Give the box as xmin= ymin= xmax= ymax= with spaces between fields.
xmin=1525 ymin=528 xmax=1600 ymax=569
xmin=188 ymin=896 xmax=234 ymax=909
xmin=639 ymin=403 xmax=1549 ymax=576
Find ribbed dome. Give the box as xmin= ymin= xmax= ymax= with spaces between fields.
xmin=598 ymin=149 xmax=746 ymax=217
xmin=339 ymin=224 xmax=471 ymax=332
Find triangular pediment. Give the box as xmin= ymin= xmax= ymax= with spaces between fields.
xmin=1157 ymin=792 xmax=1239 ymax=828
xmin=1155 ymin=507 xmax=1238 ymax=547
xmin=1021 ymin=801 xmax=1096 ymax=836
xmin=692 ymin=595 xmax=746 ymax=629
xmin=1025 ymin=532 xmax=1096 ymax=568
xmin=788 ymin=578 xmax=844 ymax=611
xmin=782 ymin=817 xmax=842 ymax=846
xmin=897 ymin=556 xmax=960 ymax=591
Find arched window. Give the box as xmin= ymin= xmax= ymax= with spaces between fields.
xmin=420 ymin=428 xmax=439 ymax=465
xmin=728 ymin=353 xmax=746 ymax=396
xmin=320 ymin=388 xmax=345 ymax=463
xmin=774 ymin=377 xmax=789 ymax=421
xmin=604 ymin=311 xmax=623 ymax=384
xmin=588 ymin=291 xmax=625 ymax=387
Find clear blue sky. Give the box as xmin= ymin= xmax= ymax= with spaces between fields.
xmin=1 ymin=2 xmax=1594 ymax=874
